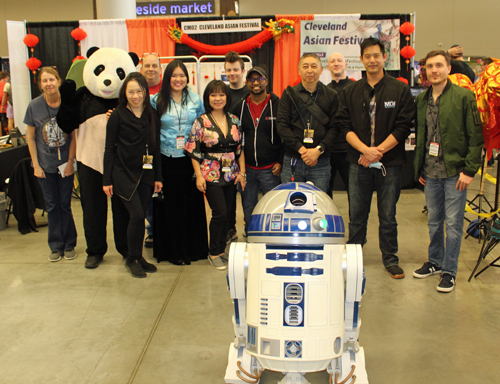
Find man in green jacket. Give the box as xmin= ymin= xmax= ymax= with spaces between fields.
xmin=413 ymin=50 xmax=484 ymax=293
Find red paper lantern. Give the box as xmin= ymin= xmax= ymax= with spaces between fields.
xmin=71 ymin=28 xmax=87 ymax=42
xmin=26 ymin=57 xmax=42 ymax=81
xmin=23 ymin=34 xmax=39 ymax=48
xmin=401 ymin=46 xmax=416 ymax=60
xmin=400 ymin=22 xmax=415 ymax=36
xmin=72 ymin=55 xmax=86 ymax=62
xmin=397 ymin=77 xmax=409 ymax=85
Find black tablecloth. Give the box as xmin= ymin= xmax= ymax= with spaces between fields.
xmin=0 ymin=145 xmax=30 ymax=191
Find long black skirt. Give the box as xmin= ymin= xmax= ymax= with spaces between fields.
xmin=153 ymin=155 xmax=208 ymax=264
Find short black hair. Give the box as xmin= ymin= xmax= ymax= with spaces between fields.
xmin=203 ymin=80 xmax=232 ymax=114
xmin=424 ymin=50 xmax=451 ymax=66
xmin=360 ymin=37 xmax=385 ymax=56
xmin=298 ymin=53 xmax=321 ymax=68
xmin=224 ymin=51 xmax=244 ymax=70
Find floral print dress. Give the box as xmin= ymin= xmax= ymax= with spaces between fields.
xmin=184 ymin=113 xmax=243 ymax=186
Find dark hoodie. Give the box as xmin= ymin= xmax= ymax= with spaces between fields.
xmin=232 ymin=92 xmax=283 ymax=168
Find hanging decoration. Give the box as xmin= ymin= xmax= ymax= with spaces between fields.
xmin=396 ymin=77 xmax=409 ymax=85
xmin=474 ymin=59 xmax=500 ymax=156
xmin=70 ymin=27 xmax=88 ymax=62
xmin=400 ymin=46 xmax=416 ymax=70
xmin=168 ymin=19 xmax=295 ymax=55
xmin=400 ymin=22 xmax=415 ymax=45
xmin=23 ymin=32 xmax=41 ymax=80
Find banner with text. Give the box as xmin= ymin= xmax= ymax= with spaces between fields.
xmin=300 ymin=19 xmax=400 ymax=71
xmin=181 ymin=19 xmax=262 ymax=34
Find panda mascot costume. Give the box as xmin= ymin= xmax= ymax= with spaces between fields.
xmin=58 ymin=47 xmax=139 ymax=269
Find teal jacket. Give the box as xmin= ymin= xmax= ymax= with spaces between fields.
xmin=414 ymin=80 xmax=484 ymax=181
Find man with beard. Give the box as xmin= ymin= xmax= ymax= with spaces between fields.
xmin=232 ymin=67 xmax=282 ymax=235
xmin=413 ymin=50 xmax=483 ymax=292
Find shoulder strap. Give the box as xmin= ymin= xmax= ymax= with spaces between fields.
xmin=289 ymin=85 xmax=329 ymax=126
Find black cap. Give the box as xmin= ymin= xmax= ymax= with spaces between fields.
xmin=246 ymin=66 xmax=268 ymax=80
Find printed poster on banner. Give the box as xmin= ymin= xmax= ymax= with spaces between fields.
xmin=300 ymin=19 xmax=401 ymax=71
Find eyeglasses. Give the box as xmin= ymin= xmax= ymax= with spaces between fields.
xmin=247 ymin=77 xmax=266 ymax=83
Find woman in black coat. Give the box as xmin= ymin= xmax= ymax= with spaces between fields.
xmin=103 ymin=73 xmax=162 ymax=278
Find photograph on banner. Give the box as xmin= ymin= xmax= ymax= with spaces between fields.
xmin=300 ymin=19 xmax=401 ymax=71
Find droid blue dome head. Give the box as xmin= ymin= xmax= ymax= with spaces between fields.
xmin=247 ymin=182 xmax=345 ymax=245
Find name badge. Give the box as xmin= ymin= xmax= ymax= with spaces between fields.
xmin=143 ymin=155 xmax=153 ymax=169
xmin=304 ymin=128 xmax=314 ymax=144
xmin=429 ymin=142 xmax=439 ymax=157
xmin=176 ymin=136 xmax=185 ymax=149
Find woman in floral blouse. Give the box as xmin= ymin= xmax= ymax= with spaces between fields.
xmin=185 ymin=80 xmax=246 ymax=270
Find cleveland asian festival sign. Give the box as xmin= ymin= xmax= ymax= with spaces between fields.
xmin=181 ymin=19 xmax=262 ymax=34
xmin=136 ymin=1 xmax=215 ymax=16
xmin=300 ymin=19 xmax=401 ymax=71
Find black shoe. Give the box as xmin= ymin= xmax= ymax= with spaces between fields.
xmin=144 ymin=235 xmax=153 ymax=248
xmin=226 ymin=229 xmax=238 ymax=244
xmin=437 ymin=273 xmax=455 ymax=293
xmin=413 ymin=261 xmax=442 ymax=278
xmin=138 ymin=256 xmax=157 ymax=273
xmin=386 ymin=265 xmax=405 ymax=279
xmin=85 ymin=255 xmax=103 ymax=269
xmin=126 ymin=259 xmax=147 ymax=278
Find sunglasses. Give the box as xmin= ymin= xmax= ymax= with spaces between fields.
xmin=247 ymin=77 xmax=266 ymax=83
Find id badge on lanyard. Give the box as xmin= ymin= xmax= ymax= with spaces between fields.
xmin=429 ymin=142 xmax=439 ymax=157
xmin=143 ymin=146 xmax=153 ymax=169
xmin=176 ymin=136 xmax=185 ymax=149
xmin=303 ymin=122 xmax=314 ymax=144
xmin=222 ymin=158 xmax=231 ymax=172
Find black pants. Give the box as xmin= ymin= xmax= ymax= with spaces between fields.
xmin=113 ymin=182 xmax=152 ymax=260
xmin=205 ymin=183 xmax=236 ymax=256
xmin=79 ymin=162 xmax=126 ymax=258
xmin=329 ymin=151 xmax=350 ymax=195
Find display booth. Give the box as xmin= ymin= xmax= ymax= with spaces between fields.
xmin=6 ymin=13 xmax=414 ymax=134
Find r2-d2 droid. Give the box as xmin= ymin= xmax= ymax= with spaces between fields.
xmin=225 ymin=183 xmax=368 ymax=384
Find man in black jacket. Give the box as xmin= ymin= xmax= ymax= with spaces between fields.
xmin=277 ymin=53 xmax=339 ymax=192
xmin=338 ymin=37 xmax=415 ymax=279
xmin=232 ymin=67 xmax=282 ymax=234
xmin=327 ymin=52 xmax=355 ymax=194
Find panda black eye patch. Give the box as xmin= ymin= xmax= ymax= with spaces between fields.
xmin=94 ymin=65 xmax=105 ymax=76
xmin=117 ymin=68 xmax=125 ymax=80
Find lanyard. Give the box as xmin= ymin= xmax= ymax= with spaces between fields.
xmin=172 ymin=97 xmax=184 ymax=135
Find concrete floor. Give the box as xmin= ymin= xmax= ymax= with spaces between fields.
xmin=1 ymin=171 xmax=500 ymax=384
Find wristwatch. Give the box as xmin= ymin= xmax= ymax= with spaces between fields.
xmin=316 ymin=145 xmax=325 ymax=154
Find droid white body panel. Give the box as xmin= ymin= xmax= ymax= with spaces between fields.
xmin=225 ymin=183 xmax=368 ymax=384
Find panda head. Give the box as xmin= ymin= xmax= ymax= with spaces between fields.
xmin=83 ymin=47 xmax=140 ymax=99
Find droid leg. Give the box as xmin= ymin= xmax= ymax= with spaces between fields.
xmin=327 ymin=348 xmax=369 ymax=384
xmin=225 ymin=343 xmax=262 ymax=384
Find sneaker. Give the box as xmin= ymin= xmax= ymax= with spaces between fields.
xmin=386 ymin=265 xmax=405 ymax=279
xmin=126 ymin=259 xmax=147 ymax=278
xmin=85 ymin=255 xmax=103 ymax=269
xmin=144 ymin=235 xmax=153 ymax=248
xmin=208 ymin=255 xmax=227 ymax=271
xmin=226 ymin=229 xmax=238 ymax=244
xmin=437 ymin=273 xmax=455 ymax=293
xmin=138 ymin=256 xmax=157 ymax=273
xmin=64 ymin=249 xmax=77 ymax=260
xmin=48 ymin=251 xmax=62 ymax=262
xmin=413 ymin=261 xmax=442 ymax=278
xmin=220 ymin=253 xmax=229 ymax=263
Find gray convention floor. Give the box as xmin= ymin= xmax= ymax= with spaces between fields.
xmin=1 ymin=169 xmax=500 ymax=384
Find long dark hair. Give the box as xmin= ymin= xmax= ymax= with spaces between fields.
xmin=118 ymin=72 xmax=157 ymax=151
xmin=203 ymin=80 xmax=232 ymax=114
xmin=156 ymin=60 xmax=190 ymax=116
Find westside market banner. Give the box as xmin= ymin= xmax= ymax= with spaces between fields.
xmin=300 ymin=19 xmax=401 ymax=71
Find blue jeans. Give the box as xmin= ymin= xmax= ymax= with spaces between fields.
xmin=37 ymin=172 xmax=77 ymax=253
xmin=424 ymin=174 xmax=467 ymax=276
xmin=347 ymin=163 xmax=402 ymax=267
xmin=281 ymin=155 xmax=331 ymax=192
xmin=242 ymin=166 xmax=280 ymax=232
